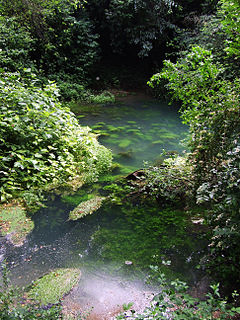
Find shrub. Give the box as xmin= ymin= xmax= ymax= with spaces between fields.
xmin=0 ymin=16 xmax=35 ymax=72
xmin=0 ymin=71 xmax=112 ymax=207
xmin=144 ymin=156 xmax=194 ymax=207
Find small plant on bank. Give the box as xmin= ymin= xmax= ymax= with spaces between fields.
xmin=116 ymin=268 xmax=240 ymax=320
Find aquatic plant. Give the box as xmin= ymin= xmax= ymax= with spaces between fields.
xmin=62 ymin=192 xmax=95 ymax=206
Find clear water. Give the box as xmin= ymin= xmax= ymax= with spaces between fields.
xmin=75 ymin=93 xmax=188 ymax=172
xmin=3 ymin=94 xmax=206 ymax=318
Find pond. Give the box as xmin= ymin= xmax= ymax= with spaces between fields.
xmin=3 ymin=93 xmax=207 ymax=319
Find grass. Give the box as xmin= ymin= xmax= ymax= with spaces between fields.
xmin=28 ymin=268 xmax=81 ymax=304
xmin=0 ymin=204 xmax=34 ymax=245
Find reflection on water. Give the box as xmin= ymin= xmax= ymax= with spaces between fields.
xmin=3 ymin=94 xmax=206 ymax=319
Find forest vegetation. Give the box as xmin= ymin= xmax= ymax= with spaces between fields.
xmin=0 ymin=0 xmax=240 ymax=319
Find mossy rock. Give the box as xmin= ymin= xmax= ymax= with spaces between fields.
xmin=0 ymin=205 xmax=34 ymax=246
xmin=69 ymin=196 xmax=105 ymax=220
xmin=28 ymin=268 xmax=81 ymax=304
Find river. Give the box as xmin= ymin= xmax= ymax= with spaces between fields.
xmin=3 ymin=93 xmax=207 ymax=319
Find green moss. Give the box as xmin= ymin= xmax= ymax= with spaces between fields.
xmin=62 ymin=192 xmax=95 ymax=206
xmin=98 ymin=174 xmax=122 ymax=183
xmin=0 ymin=205 xmax=34 ymax=245
xmin=69 ymin=196 xmax=105 ymax=220
xmin=28 ymin=268 xmax=81 ymax=304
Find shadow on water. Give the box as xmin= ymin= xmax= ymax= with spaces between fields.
xmin=3 ymin=94 xmax=207 ymax=319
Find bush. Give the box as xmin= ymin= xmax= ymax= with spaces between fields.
xmin=0 ymin=16 xmax=35 ymax=72
xmin=0 ymin=71 xmax=112 ymax=207
xmin=144 ymin=156 xmax=194 ymax=207
xmin=148 ymin=0 xmax=240 ymax=292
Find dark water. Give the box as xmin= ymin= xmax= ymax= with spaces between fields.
xmin=3 ymin=94 xmax=207 ymax=318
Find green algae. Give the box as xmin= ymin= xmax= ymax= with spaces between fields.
xmin=126 ymin=128 xmax=141 ymax=134
xmin=98 ymin=174 xmax=123 ymax=183
xmin=161 ymin=133 xmax=179 ymax=139
xmin=89 ymin=205 xmax=203 ymax=282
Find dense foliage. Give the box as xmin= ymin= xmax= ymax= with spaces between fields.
xmin=0 ymin=71 xmax=112 ymax=208
xmin=0 ymin=0 xmax=215 ymax=95
xmin=148 ymin=0 xmax=240 ymax=292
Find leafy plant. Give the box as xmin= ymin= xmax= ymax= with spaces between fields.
xmin=144 ymin=156 xmax=193 ymax=206
xmin=0 ymin=71 xmax=112 ymax=208
xmin=0 ymin=16 xmax=35 ymax=72
xmin=116 ymin=268 xmax=240 ymax=319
